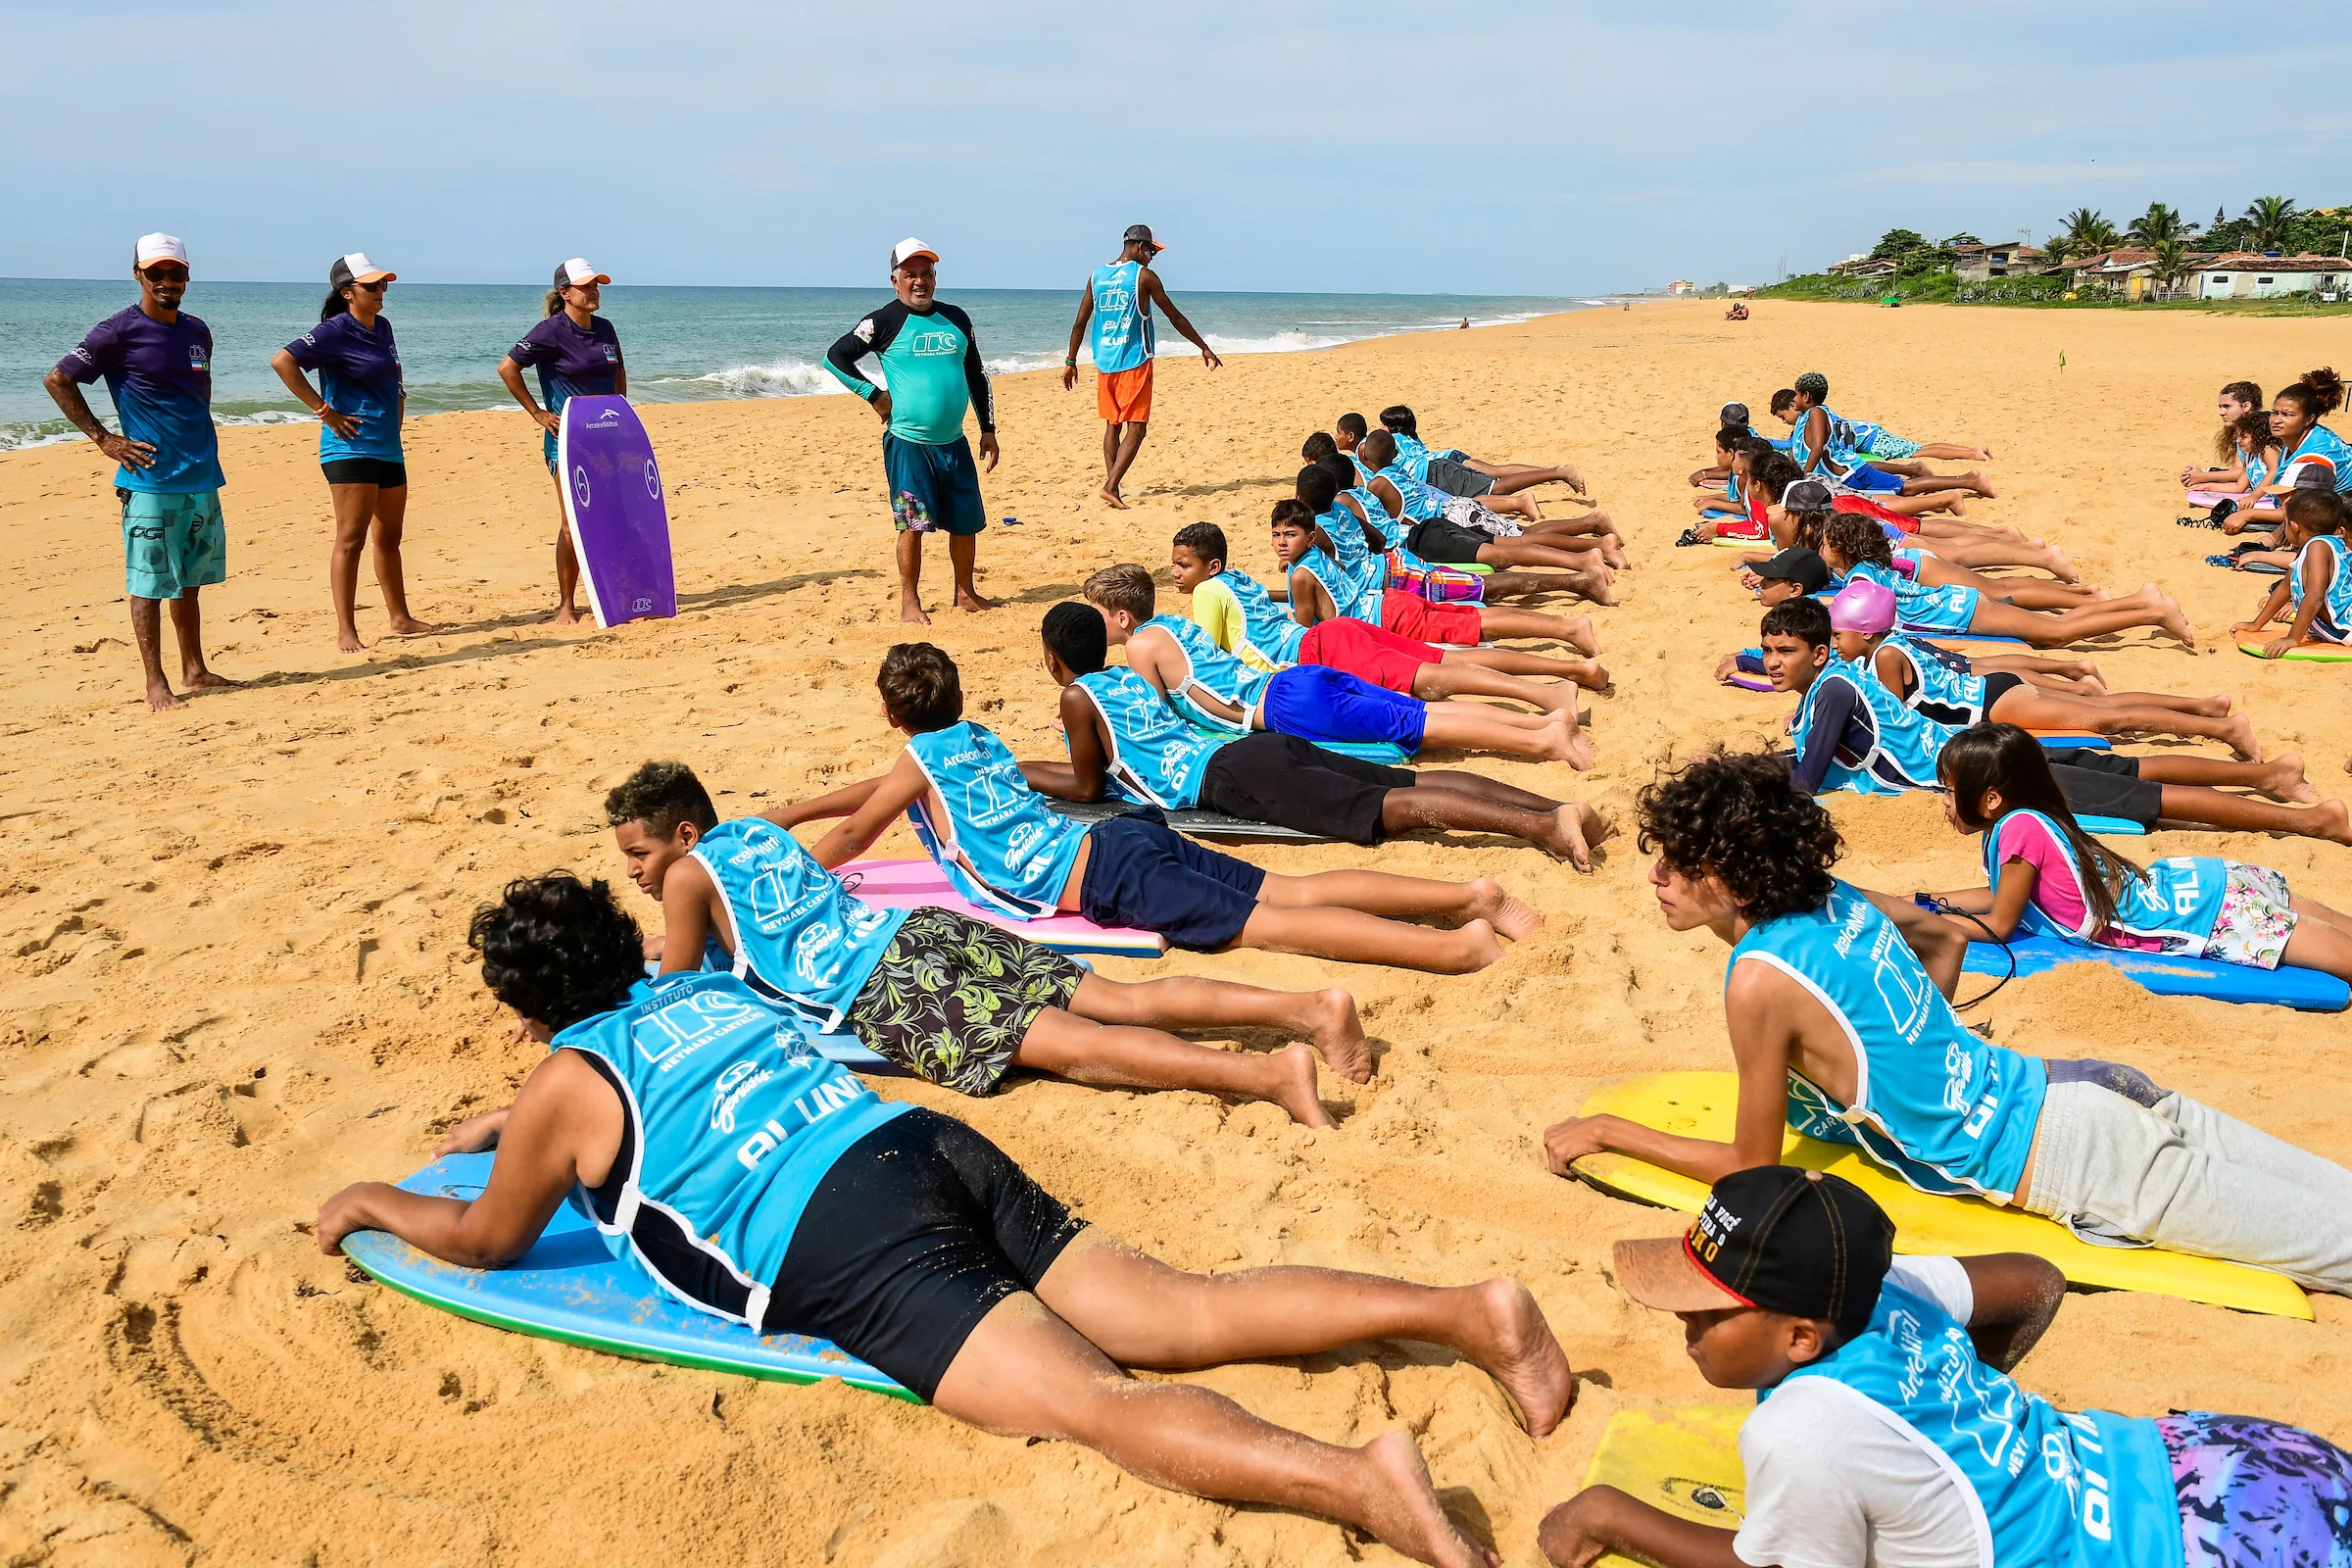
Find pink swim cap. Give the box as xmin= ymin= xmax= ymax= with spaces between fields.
xmin=1829 ymin=578 xmax=1897 ymax=635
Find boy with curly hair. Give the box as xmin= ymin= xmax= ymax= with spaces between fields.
xmin=1539 ymin=750 xmax=2352 ymax=1291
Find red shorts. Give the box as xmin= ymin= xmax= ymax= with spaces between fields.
xmin=1097 ymin=363 xmax=1153 ymax=423
xmin=1378 ymin=591 xmax=1482 ymax=645
xmin=1834 ymin=494 xmax=1919 ymax=534
xmin=1299 ymin=616 xmax=1443 ymax=693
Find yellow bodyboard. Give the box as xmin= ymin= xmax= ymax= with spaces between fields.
xmin=1572 ymin=1072 xmax=2311 ymax=1320
xmin=1581 ymin=1406 xmax=1748 ymax=1567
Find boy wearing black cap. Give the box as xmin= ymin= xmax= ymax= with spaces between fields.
xmin=1538 ymin=1167 xmax=2352 ymax=1568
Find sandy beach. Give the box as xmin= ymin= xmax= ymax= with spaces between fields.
xmin=6 ymin=298 xmax=2352 ymax=1566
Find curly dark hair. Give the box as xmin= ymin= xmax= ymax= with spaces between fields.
xmin=604 ymin=760 xmax=717 ymax=837
xmin=877 ymin=642 xmax=962 ymax=732
xmin=467 ymin=872 xmax=646 ymax=1031
xmin=1636 ymin=751 xmax=1842 ymax=921
xmin=1823 ymin=512 xmax=1893 ymax=569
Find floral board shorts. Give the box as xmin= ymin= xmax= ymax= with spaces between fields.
xmin=2201 ymin=861 xmax=2297 ymax=970
xmin=842 ymin=906 xmax=1083 ymax=1096
xmin=2159 ymin=1411 xmax=2352 ymax=1567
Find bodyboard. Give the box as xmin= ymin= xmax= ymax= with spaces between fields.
xmin=559 ymin=395 xmax=677 ymax=627
xmin=2234 ymin=630 xmax=2352 ymax=662
xmin=1582 ymin=1406 xmax=1749 ymax=1565
xmin=1963 ymin=935 xmax=2348 ymax=1012
xmin=1569 ymin=1071 xmax=2312 ymax=1318
xmin=342 ymin=1152 xmax=917 ymax=1399
xmin=838 ymin=858 xmax=1166 ymax=958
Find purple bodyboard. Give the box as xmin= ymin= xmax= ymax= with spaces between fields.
xmin=560 ymin=395 xmax=677 ymax=625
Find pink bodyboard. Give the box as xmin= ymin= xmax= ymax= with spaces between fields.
xmin=838 ymin=858 xmax=1166 ymax=957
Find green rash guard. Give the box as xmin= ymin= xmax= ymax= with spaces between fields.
xmin=824 ymin=299 xmax=996 ymax=446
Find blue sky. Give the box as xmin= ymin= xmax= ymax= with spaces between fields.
xmin=5 ymin=1 xmax=2345 ymax=294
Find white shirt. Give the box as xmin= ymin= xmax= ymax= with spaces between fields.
xmin=1733 ymin=1256 xmax=1982 ymax=1568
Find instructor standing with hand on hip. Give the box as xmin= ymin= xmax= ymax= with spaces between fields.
xmin=1062 ymin=223 xmax=1220 ymax=510
xmin=825 ymin=238 xmax=998 ymax=625
xmin=43 ymin=233 xmax=234 ymax=712
xmin=497 ymin=259 xmax=625 ymax=625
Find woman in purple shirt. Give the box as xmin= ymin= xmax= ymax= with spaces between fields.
xmin=496 ymin=259 xmax=626 ymax=625
xmin=270 ymin=253 xmax=443 ymax=652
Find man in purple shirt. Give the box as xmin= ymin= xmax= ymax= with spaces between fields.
xmin=43 ymin=233 xmax=234 ymax=711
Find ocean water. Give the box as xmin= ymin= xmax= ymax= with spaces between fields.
xmin=0 ymin=279 xmax=1606 ymax=451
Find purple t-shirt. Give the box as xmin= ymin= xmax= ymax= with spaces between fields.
xmin=285 ymin=313 xmax=404 ymax=463
xmin=507 ymin=312 xmax=622 ymax=415
xmin=56 ymin=306 xmax=225 ymax=495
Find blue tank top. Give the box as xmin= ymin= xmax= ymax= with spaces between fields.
xmin=1771 ymin=1274 xmax=2180 ymax=1568
xmin=1348 ymin=484 xmax=1409 ymax=550
xmin=1377 ymin=460 xmax=1446 ymax=522
xmin=1986 ymin=808 xmax=2229 ymax=949
xmin=1203 ymin=567 xmax=1306 ymax=667
xmin=553 ymin=971 xmax=907 ymax=1329
xmin=2289 ymin=534 xmax=2352 ymax=640
xmin=1071 ymin=666 xmax=1224 ymax=808
xmin=1390 ymin=430 xmax=1435 ymax=481
xmin=1793 ymin=662 xmax=1957 ymax=795
xmin=691 ymin=818 xmax=907 ymax=1031
xmin=1885 ymin=631 xmax=1988 ymax=723
xmin=903 ymin=720 xmax=1089 ymax=918
xmin=2280 ymin=422 xmax=2352 ymax=497
xmin=1144 ymin=612 xmax=1270 ymax=732
xmin=1738 ymin=880 xmax=2048 ymax=1202
xmin=1297 ymin=545 xmax=1384 ymax=626
xmin=1852 ymin=560 xmax=1978 ymax=634
xmin=2243 ymin=450 xmax=2272 ymax=490
xmin=1088 ymin=260 xmax=1152 ymax=374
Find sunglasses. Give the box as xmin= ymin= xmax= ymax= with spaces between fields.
xmin=353 ymin=279 xmax=389 ymax=292
xmin=143 ymin=267 xmax=189 ymax=283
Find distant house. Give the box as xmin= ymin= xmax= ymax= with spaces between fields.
xmin=2062 ymin=249 xmax=2162 ymax=298
xmin=2189 ymin=254 xmax=2352 ymax=301
xmin=1951 ymin=241 xmax=2044 ymax=281
xmin=1827 ymin=257 xmax=1900 ymax=280
xmin=1666 ymin=280 xmax=1696 ymax=296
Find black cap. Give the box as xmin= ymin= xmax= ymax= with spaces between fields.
xmin=1613 ymin=1166 xmax=1894 ymax=1323
xmin=1783 ymin=477 xmax=1836 ymax=513
xmin=1719 ymin=402 xmax=1751 ymax=428
xmin=1122 ymin=223 xmax=1164 ymax=252
xmin=1754 ymin=548 xmax=1830 ymax=594
xmin=2293 ymin=464 xmax=2334 ymax=491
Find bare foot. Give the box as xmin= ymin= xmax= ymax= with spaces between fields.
xmin=1572 ymin=660 xmax=1610 ymax=691
xmin=899 ymin=596 xmax=932 ymax=626
xmin=1269 ymin=1043 xmax=1335 ymax=1128
xmin=1445 ymin=917 xmax=1504 ymax=973
xmin=2193 ymin=694 xmax=2233 ymax=718
xmin=2218 ymin=713 xmax=2264 ymax=762
xmin=2154 ymin=598 xmax=2197 ymax=648
xmin=1467 ymin=877 xmax=1544 ymax=942
xmin=1464 ymin=1277 xmax=1576 ymax=1437
xmin=1966 ymin=471 xmax=1998 ymax=499
xmin=1574 ymin=574 xmax=1616 ymax=607
xmin=386 ymin=616 xmax=445 ymax=637
xmin=181 ymin=669 xmax=236 ymax=692
xmin=1303 ymin=988 xmax=1371 ymax=1084
xmin=1560 ymin=615 xmax=1600 ymax=657
xmin=955 ymin=587 xmax=998 ymax=613
xmin=1355 ymin=1433 xmax=1500 ymax=1568
xmin=338 ymin=629 xmax=368 ymax=654
xmin=143 ymin=680 xmax=186 ymax=712
xmin=1099 ymin=488 xmax=1130 ymax=511
xmin=1544 ymin=721 xmax=1597 ymax=771
xmin=2313 ymin=798 xmax=2352 ymax=848
xmin=2266 ymin=754 xmax=2320 ymax=805
xmin=2047 ymin=547 xmax=2080 ymax=584
xmin=553 ymin=604 xmax=580 ymax=626
xmin=1945 ymin=497 xmax=1970 ymax=516
xmin=1542 ymin=803 xmax=1609 ymax=871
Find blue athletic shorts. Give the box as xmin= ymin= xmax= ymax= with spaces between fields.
xmin=1838 ymin=463 xmax=1905 ymax=494
xmin=1077 ymin=808 xmax=1265 ymax=950
xmin=883 ymin=434 xmax=988 ymax=535
xmin=1260 ymin=663 xmax=1429 ymax=751
xmin=117 ymin=488 xmax=226 ymax=600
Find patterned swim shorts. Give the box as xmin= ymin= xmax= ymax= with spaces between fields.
xmin=2201 ymin=861 xmax=2297 ymax=970
xmin=1383 ymin=549 xmax=1486 ymax=604
xmin=842 ymin=906 xmax=1083 ymax=1096
xmin=2159 ymin=1411 xmax=2352 ymax=1567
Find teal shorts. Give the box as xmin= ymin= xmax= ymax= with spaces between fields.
xmin=118 ymin=488 xmax=227 ymax=600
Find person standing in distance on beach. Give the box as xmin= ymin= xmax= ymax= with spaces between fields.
xmin=270 ymin=254 xmax=443 ymax=653
xmin=43 ymin=233 xmax=234 ymax=712
xmin=1060 ymin=223 xmax=1221 ymax=510
xmin=825 ymin=238 xmax=999 ymax=625
xmin=496 ymin=259 xmax=625 ymax=625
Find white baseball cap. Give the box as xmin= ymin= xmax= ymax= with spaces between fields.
xmin=134 ymin=233 xmax=188 ymax=270
xmin=890 ymin=237 xmax=940 ymax=270
xmin=330 ymin=253 xmax=396 ymax=287
xmin=554 ymin=258 xmax=611 ymax=287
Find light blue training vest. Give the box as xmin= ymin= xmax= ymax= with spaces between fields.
xmin=1884 ymin=631 xmax=1989 ymax=723
xmin=1071 ymin=665 xmax=1224 ymax=808
xmin=1348 ymin=484 xmax=1409 ymax=551
xmin=1296 ymin=544 xmax=1384 ymax=626
xmin=1203 ymin=567 xmax=1306 ymax=667
xmin=1851 ymin=559 xmax=1980 ymax=634
xmin=1389 ymin=430 xmax=1435 ymax=481
xmin=2290 ymin=534 xmax=2352 ymax=640
xmin=553 ymin=971 xmax=907 ymax=1329
xmin=2279 ymin=422 xmax=2352 ymax=497
xmin=1792 ymin=661 xmax=1959 ymax=795
xmin=1088 ymin=260 xmax=1152 ymax=374
xmin=1143 ymin=612 xmax=1271 ymax=732
xmin=1769 ymin=1275 xmax=2180 ymax=1568
xmin=1739 ymin=880 xmax=2048 ymax=1202
xmin=903 ymin=720 xmax=1089 ymax=918
xmin=1984 ymin=807 xmax=2229 ymax=951
xmin=1377 ymin=459 xmax=1447 ymax=522
xmin=692 ymin=818 xmax=907 ymax=1031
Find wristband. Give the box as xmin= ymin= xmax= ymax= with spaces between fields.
xmin=1064 ymin=358 xmax=1077 ymax=367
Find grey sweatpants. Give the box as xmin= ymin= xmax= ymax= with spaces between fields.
xmin=2024 ymin=1080 xmax=2352 ymax=1293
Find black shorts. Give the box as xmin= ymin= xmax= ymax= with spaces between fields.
xmin=1199 ymin=731 xmax=1416 ymax=845
xmin=2046 ymin=749 xmax=2160 ymax=827
xmin=1981 ymin=671 xmax=2026 ymax=712
xmin=1079 ymin=807 xmax=1265 ymax=949
xmin=770 ymin=1107 xmax=1086 ymax=1402
xmin=321 ymin=458 xmax=408 ymax=487
xmin=1405 ymin=516 xmax=1494 ymax=564
xmin=1424 ymin=456 xmax=1495 ymax=498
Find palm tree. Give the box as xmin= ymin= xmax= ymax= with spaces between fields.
xmin=2153 ymin=238 xmax=2189 ymax=297
xmin=2128 ymin=203 xmax=2189 ymax=248
xmin=2060 ymin=208 xmax=2121 ymax=259
xmin=2245 ymin=195 xmax=2299 ymax=252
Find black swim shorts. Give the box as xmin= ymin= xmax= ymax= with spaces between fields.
xmin=1404 ymin=516 xmax=1494 ymax=565
xmin=769 ymin=1106 xmax=1087 ymax=1402
xmin=1199 ymin=731 xmax=1416 ymax=845
xmin=1424 ymin=456 xmax=1496 ymax=498
xmin=843 ymin=906 xmax=1083 ymax=1096
xmin=321 ymin=458 xmax=409 ymax=487
xmin=1078 ymin=807 xmax=1265 ymax=950
xmin=2045 ymin=749 xmax=2161 ymax=828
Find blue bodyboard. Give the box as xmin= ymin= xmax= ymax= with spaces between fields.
xmin=341 ymin=1152 xmax=916 ymax=1401
xmin=1963 ymin=936 xmax=2348 ymax=1011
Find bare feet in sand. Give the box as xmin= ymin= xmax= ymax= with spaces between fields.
xmin=1570 ymin=660 xmax=1611 ymax=692
xmin=1560 ymin=615 xmax=1600 ymax=657
xmin=2264 ymin=754 xmax=2321 ymax=805
xmin=1963 ymin=470 xmax=1997 ymax=499
xmin=2153 ymin=595 xmax=2198 ymax=648
xmin=1466 ymin=877 xmax=1544 ymax=942
xmin=1269 ymin=1043 xmax=1334 ymax=1129
xmin=553 ymin=603 xmax=581 ymax=626
xmin=338 ymin=629 xmax=368 ymax=654
xmin=2218 ymin=713 xmax=2264 ymax=761
xmin=181 ymin=669 xmax=236 ymax=693
xmin=1544 ymin=803 xmax=1612 ymax=871
xmin=386 ymin=615 xmax=446 ymax=638
xmin=1303 ymin=988 xmax=1371 ymax=1084
xmin=899 ymin=593 xmax=931 ymax=625
xmin=1540 ymin=720 xmax=1597 ymax=771
xmin=1442 ymin=917 xmax=1505 ymax=973
xmin=1356 ymin=1432 xmax=1500 ymax=1568
xmin=143 ymin=679 xmax=187 ymax=712
xmin=1099 ymin=488 xmax=1130 ymax=511
xmin=2314 ymin=798 xmax=2352 ymax=847
xmin=1462 ymin=1277 xmax=1577 ymax=1437
xmin=955 ymin=587 xmax=998 ymax=614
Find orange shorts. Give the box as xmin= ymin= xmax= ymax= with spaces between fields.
xmin=1097 ymin=362 xmax=1154 ymax=424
